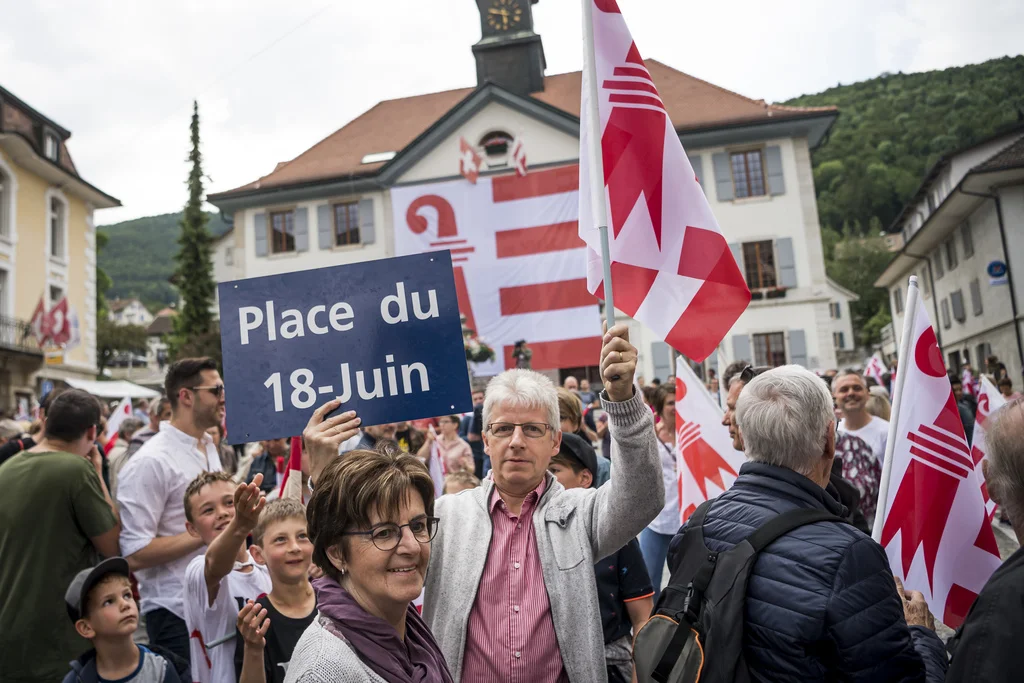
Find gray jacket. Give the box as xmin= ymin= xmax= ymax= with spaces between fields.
xmin=423 ymin=389 xmax=662 ymax=682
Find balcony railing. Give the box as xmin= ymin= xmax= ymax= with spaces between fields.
xmin=0 ymin=315 xmax=44 ymax=356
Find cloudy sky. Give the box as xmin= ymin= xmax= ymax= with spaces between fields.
xmin=3 ymin=0 xmax=1021 ymax=225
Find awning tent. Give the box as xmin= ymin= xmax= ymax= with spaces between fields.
xmin=63 ymin=378 xmax=160 ymax=400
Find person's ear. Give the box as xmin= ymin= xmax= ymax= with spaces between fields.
xmin=983 ymin=460 xmax=1002 ymax=506
xmin=86 ymin=424 xmax=98 ymax=444
xmin=550 ymin=429 xmax=562 ymax=455
xmin=580 ymin=469 xmax=593 ymax=488
xmin=326 ymin=544 xmax=347 ymax=575
xmin=75 ymin=618 xmax=95 ymax=639
xmin=185 ymin=520 xmax=200 ymax=539
xmin=482 ymin=432 xmax=491 ymax=456
xmin=249 ymin=544 xmax=267 ymax=566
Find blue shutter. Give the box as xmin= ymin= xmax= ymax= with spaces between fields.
xmin=317 ymin=204 xmax=333 ymax=250
xmin=253 ymin=212 xmax=267 ymax=257
xmin=688 ymin=155 xmax=705 ymax=191
xmin=359 ymin=198 xmax=375 ymax=245
xmin=294 ymin=207 xmax=309 ymax=252
xmin=776 ymin=237 xmax=797 ymax=288
xmin=712 ymin=153 xmax=733 ymax=202
xmin=788 ymin=329 xmax=807 ymax=367
xmin=950 ymin=290 xmax=966 ymax=322
xmin=728 ymin=242 xmax=744 ymax=275
xmin=731 ymin=334 xmax=751 ymax=364
xmin=651 ymin=341 xmax=672 ymax=382
xmin=765 ymin=145 xmax=785 ymax=195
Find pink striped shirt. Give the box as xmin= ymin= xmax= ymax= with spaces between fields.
xmin=461 ymin=478 xmax=568 ymax=683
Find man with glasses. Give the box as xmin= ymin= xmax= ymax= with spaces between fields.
xmin=116 ymin=357 xmax=225 ymax=666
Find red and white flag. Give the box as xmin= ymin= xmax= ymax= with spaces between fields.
xmin=104 ymin=396 xmax=133 ymax=442
xmin=864 ymin=354 xmax=887 ymax=387
xmin=971 ymin=375 xmax=1007 ymax=522
xmin=511 ymin=136 xmax=527 ymax=177
xmin=29 ymin=297 xmax=51 ymax=345
xmin=278 ymin=436 xmax=305 ymax=501
xmin=579 ymin=0 xmax=750 ymax=362
xmin=458 ymin=137 xmax=482 ymax=184
xmin=675 ymin=356 xmax=745 ymax=522
xmin=427 ymin=426 xmax=446 ymax=498
xmin=876 ymin=291 xmax=1001 ymax=628
xmin=49 ymin=297 xmax=71 ymax=346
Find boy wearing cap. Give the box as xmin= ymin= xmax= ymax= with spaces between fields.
xmin=549 ymin=432 xmax=655 ymax=683
xmin=63 ymin=557 xmax=181 ymax=683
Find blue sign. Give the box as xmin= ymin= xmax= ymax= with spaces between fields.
xmin=40 ymin=379 xmax=54 ymax=397
xmin=218 ymin=252 xmax=472 ymax=444
xmin=988 ymin=260 xmax=1008 ymax=285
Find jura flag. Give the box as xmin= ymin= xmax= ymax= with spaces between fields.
xmin=511 ymin=136 xmax=527 ymax=177
xmin=971 ymin=375 xmax=1007 ymax=522
xmin=105 ymin=396 xmax=133 ymax=442
xmin=675 ymin=357 xmax=745 ymax=522
xmin=877 ymin=296 xmax=1001 ymax=628
xmin=579 ymin=0 xmax=750 ymax=362
xmin=864 ymin=354 xmax=887 ymax=387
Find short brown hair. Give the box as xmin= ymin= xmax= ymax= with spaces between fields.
xmin=652 ymin=386 xmax=674 ymax=416
xmin=307 ymin=444 xmax=434 ymax=582
xmin=183 ymin=471 xmax=235 ymax=524
xmin=165 ymin=357 xmax=218 ymax=409
xmin=556 ymin=388 xmax=582 ymax=430
xmin=44 ymin=389 xmax=101 ymax=442
xmin=550 ymin=453 xmax=585 ymax=474
xmin=253 ymin=498 xmax=306 ymax=546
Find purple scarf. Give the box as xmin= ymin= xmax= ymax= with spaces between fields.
xmin=313 ymin=576 xmax=453 ymax=683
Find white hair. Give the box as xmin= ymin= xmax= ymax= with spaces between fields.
xmin=735 ymin=365 xmax=835 ymax=476
xmin=986 ymin=398 xmax=1024 ymax=523
xmin=483 ymin=369 xmax=559 ymax=431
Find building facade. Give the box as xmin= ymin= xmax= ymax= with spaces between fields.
xmin=209 ymin=2 xmax=844 ymax=382
xmin=0 ymin=85 xmax=119 ymax=409
xmin=876 ymin=128 xmax=1024 ymax=383
xmin=108 ymin=298 xmax=154 ymax=327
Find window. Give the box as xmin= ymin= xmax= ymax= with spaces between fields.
xmin=893 ymin=286 xmax=903 ymax=314
xmin=833 ymin=331 xmax=845 ymax=349
xmin=941 ymin=298 xmax=951 ymax=329
xmin=920 ymin=268 xmax=931 ymax=296
xmin=269 ymin=210 xmax=295 ymax=253
xmin=933 ymin=252 xmax=944 ymax=279
xmin=479 ymin=131 xmax=512 ymax=160
xmin=49 ymin=197 xmax=66 ymax=260
xmin=730 ymin=150 xmax=766 ymax=199
xmin=945 ymin=238 xmax=958 ymax=270
xmin=44 ymin=133 xmax=59 ymax=161
xmin=742 ymin=240 xmax=776 ymax=289
xmin=224 ymin=247 xmax=233 ymax=266
xmin=0 ymin=169 xmax=7 ymax=238
xmin=829 ymin=302 xmax=841 ymax=320
xmin=333 ymin=202 xmax=360 ymax=246
xmin=961 ymin=221 xmax=974 ymax=259
xmin=50 ymin=285 xmax=64 ymax=306
xmin=753 ymin=332 xmax=787 ymax=367
xmin=970 ymin=279 xmax=983 ymax=316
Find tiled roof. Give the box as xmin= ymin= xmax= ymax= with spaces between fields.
xmin=211 ymin=60 xmax=835 ymax=198
xmin=974 ymin=135 xmax=1024 ymax=172
xmin=147 ymin=311 xmax=177 ymax=336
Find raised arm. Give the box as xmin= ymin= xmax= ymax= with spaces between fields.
xmin=204 ymin=474 xmax=266 ymax=604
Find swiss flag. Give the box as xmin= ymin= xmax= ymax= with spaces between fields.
xmin=458 ymin=137 xmax=482 ymax=184
xmin=674 ymin=356 xmax=745 ymax=522
xmin=877 ymin=293 xmax=1001 ymax=628
xmin=579 ymin=0 xmax=750 ymax=362
xmin=49 ymin=297 xmax=70 ymax=346
xmin=29 ymin=297 xmax=51 ymax=345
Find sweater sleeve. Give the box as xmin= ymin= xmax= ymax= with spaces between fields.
xmin=588 ymin=388 xmax=664 ymax=560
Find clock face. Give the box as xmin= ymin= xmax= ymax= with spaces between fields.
xmin=486 ymin=0 xmax=524 ymax=32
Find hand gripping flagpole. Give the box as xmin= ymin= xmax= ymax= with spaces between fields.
xmin=582 ymin=0 xmax=616 ymax=335
xmin=872 ymin=275 xmax=920 ymax=542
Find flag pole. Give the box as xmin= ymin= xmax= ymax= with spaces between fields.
xmin=871 ymin=275 xmax=920 ymax=542
xmin=582 ymin=0 xmax=616 ymax=333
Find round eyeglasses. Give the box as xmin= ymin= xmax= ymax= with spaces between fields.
xmin=339 ymin=516 xmax=440 ymax=551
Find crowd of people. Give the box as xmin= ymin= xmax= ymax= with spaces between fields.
xmin=0 ymin=326 xmax=1023 ymax=682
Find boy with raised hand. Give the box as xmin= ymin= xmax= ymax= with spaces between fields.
xmin=182 ymin=471 xmax=271 ymax=683
xmin=236 ymin=499 xmax=318 ymax=683
xmin=63 ymin=557 xmax=181 ymax=683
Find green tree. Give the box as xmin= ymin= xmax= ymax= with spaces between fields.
xmin=170 ymin=101 xmax=218 ymax=361
xmin=96 ymin=318 xmax=149 ymax=376
xmin=826 ymin=232 xmax=895 ymax=346
xmin=96 ymin=231 xmax=113 ymax=322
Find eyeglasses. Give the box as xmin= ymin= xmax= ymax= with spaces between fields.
xmin=189 ymin=384 xmax=225 ymax=398
xmin=738 ymin=365 xmax=770 ymax=384
xmin=339 ymin=516 xmax=440 ymax=551
xmin=487 ymin=422 xmax=551 ymax=439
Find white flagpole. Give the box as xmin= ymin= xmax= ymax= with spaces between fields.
xmin=581 ymin=0 xmax=616 ymax=333
xmin=871 ymin=275 xmax=920 ymax=542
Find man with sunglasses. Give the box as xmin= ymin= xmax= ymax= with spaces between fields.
xmin=116 ymin=357 xmax=226 ymax=667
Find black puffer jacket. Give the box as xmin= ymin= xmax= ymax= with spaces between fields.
xmin=667 ymin=462 xmax=947 ymax=682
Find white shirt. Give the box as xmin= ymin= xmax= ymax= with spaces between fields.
xmin=648 ymin=438 xmax=680 ymax=535
xmin=116 ymin=422 xmax=223 ymax=618
xmin=838 ymin=416 xmax=890 ymax=464
xmin=184 ymin=555 xmax=271 ymax=683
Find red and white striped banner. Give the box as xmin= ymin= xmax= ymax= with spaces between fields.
xmin=392 ymin=166 xmax=601 ymax=374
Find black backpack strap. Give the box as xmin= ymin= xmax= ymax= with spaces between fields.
xmin=745 ymin=507 xmax=845 ymax=552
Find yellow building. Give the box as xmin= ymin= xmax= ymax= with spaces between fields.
xmin=0 ymin=85 xmax=119 ymax=411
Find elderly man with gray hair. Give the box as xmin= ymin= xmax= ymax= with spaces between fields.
xmin=946 ymin=397 xmax=1024 ymax=681
xmin=667 ymin=365 xmax=947 ymax=681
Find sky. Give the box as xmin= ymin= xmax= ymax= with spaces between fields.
xmin=2 ymin=0 xmax=1021 ymax=225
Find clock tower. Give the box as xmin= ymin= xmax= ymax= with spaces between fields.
xmin=472 ymin=0 xmax=546 ymax=96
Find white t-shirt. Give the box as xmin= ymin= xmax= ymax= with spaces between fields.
xmin=838 ymin=416 xmax=890 ymax=464
xmin=648 ymin=438 xmax=681 ymax=535
xmin=184 ymin=554 xmax=272 ymax=683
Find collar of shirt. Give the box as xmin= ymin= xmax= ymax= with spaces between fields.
xmin=159 ymin=421 xmax=214 ymax=450
xmin=489 ymin=475 xmax=548 ymax=516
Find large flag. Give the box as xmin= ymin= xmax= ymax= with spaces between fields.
xmin=675 ymin=356 xmax=746 ymax=522
xmin=104 ymin=396 xmax=133 ymax=443
xmin=876 ymin=288 xmax=1001 ymax=628
xmin=579 ymin=0 xmax=750 ymax=362
xmin=971 ymin=375 xmax=1007 ymax=522
xmin=864 ymin=353 xmax=887 ymax=387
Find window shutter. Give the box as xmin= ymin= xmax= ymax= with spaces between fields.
xmin=970 ymin=279 xmax=983 ymax=316
xmin=835 ymin=303 xmax=841 ymax=319
xmin=317 ymin=204 xmax=333 ymax=249
xmin=941 ymin=299 xmax=951 ymax=329
xmin=728 ymin=242 xmax=743 ymax=274
xmin=765 ymin=145 xmax=786 ymax=195
xmin=775 ymin=237 xmax=797 ymax=288
xmin=359 ymin=198 xmax=376 ymax=245
xmin=731 ymin=334 xmax=751 ymax=363
xmin=688 ymin=155 xmax=705 ymax=191
xmin=712 ymin=153 xmax=733 ymax=202
xmin=951 ymin=290 xmax=966 ymax=322
xmin=254 ymin=212 xmax=268 ymax=257
xmin=294 ymin=208 xmax=309 ymax=252
xmin=788 ymin=329 xmax=807 ymax=367
xmin=933 ymin=252 xmax=944 ymax=279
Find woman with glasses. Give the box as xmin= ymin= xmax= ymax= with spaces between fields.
xmin=285 ymin=444 xmax=453 ymax=683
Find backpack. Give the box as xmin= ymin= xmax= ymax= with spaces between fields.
xmin=632 ymin=499 xmax=847 ymax=683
